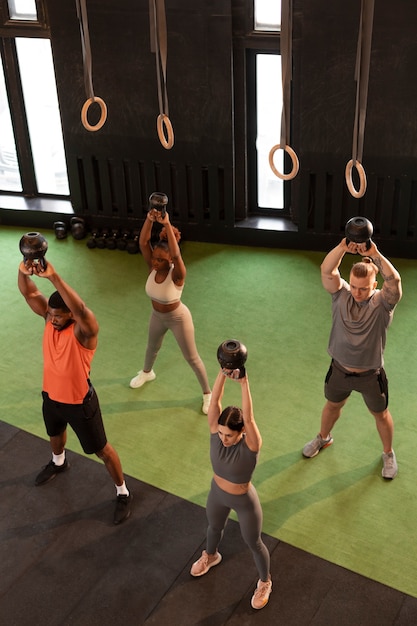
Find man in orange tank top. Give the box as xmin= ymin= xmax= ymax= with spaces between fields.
xmin=18 ymin=258 xmax=132 ymax=525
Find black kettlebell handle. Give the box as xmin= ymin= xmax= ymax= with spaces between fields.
xmin=345 ymin=236 xmax=372 ymax=250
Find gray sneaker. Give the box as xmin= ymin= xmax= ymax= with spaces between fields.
xmin=382 ymin=450 xmax=398 ymax=479
xmin=302 ymin=433 xmax=333 ymax=458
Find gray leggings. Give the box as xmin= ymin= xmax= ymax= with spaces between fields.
xmin=144 ymin=303 xmax=210 ymax=393
xmin=205 ymin=479 xmax=270 ymax=581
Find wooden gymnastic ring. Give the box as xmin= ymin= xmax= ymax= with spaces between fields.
xmin=268 ymin=144 xmax=299 ymax=180
xmin=81 ymin=97 xmax=107 ymax=132
xmin=157 ymin=114 xmax=174 ymax=149
xmin=345 ymin=159 xmax=367 ymax=198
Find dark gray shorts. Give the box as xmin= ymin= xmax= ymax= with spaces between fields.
xmin=324 ymin=360 xmax=389 ymax=413
xmin=42 ymin=384 xmax=107 ymax=454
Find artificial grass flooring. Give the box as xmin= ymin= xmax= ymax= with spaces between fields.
xmin=2 ymin=223 xmax=417 ymax=597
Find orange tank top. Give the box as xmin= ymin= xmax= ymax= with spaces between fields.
xmin=43 ymin=320 xmax=95 ymax=404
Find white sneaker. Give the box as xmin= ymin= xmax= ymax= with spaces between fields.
xmin=202 ymin=393 xmax=212 ymax=415
xmin=382 ymin=450 xmax=398 ymax=479
xmin=129 ymin=369 xmax=156 ymax=389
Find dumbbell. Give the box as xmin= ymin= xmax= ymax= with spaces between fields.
xmin=70 ymin=216 xmax=86 ymax=240
xmin=53 ymin=221 xmax=68 ymax=240
xmin=217 ymin=339 xmax=248 ymax=378
xmin=19 ymin=232 xmax=48 ymax=270
xmin=345 ymin=216 xmax=373 ymax=250
xmin=126 ymin=230 xmax=140 ymax=254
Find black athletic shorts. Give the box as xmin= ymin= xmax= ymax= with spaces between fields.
xmin=324 ymin=359 xmax=389 ymax=413
xmin=42 ymin=383 xmax=107 ymax=454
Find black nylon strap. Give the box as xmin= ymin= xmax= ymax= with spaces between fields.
xmin=280 ymin=0 xmax=293 ymax=147
xmin=352 ymin=0 xmax=375 ymax=165
xmin=75 ymin=0 xmax=94 ymax=100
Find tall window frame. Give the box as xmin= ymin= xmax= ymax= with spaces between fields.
xmin=0 ymin=0 xmax=69 ymax=198
xmin=232 ymin=0 xmax=294 ymax=220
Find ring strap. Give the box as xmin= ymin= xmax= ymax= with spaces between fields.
xmin=149 ymin=0 xmax=174 ymax=149
xmin=269 ymin=0 xmax=299 ymax=180
xmin=76 ymin=0 xmax=108 ymax=131
xmin=347 ymin=0 xmax=375 ymax=197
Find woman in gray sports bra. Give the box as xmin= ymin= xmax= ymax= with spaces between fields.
xmin=190 ymin=368 xmax=272 ymax=610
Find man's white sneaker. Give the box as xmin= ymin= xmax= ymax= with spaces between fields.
xmin=129 ymin=369 xmax=156 ymax=389
xmin=382 ymin=450 xmax=398 ymax=479
xmin=202 ymin=393 xmax=212 ymax=415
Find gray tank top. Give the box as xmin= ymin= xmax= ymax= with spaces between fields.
xmin=327 ymin=280 xmax=396 ymax=369
xmin=210 ymin=433 xmax=258 ymax=484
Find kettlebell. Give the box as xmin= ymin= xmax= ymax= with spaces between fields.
xmin=86 ymin=230 xmax=99 ymax=249
xmin=217 ymin=339 xmax=248 ymax=378
xmin=345 ymin=216 xmax=373 ymax=249
xmin=70 ymin=216 xmax=86 ymax=240
xmin=126 ymin=230 xmax=140 ymax=254
xmin=106 ymin=229 xmax=119 ymax=250
xmin=96 ymin=228 xmax=109 ymax=249
xmin=53 ymin=221 xmax=68 ymax=240
xmin=19 ymin=232 xmax=48 ymax=270
xmin=116 ymin=229 xmax=130 ymax=251
xmin=149 ymin=191 xmax=168 ymax=218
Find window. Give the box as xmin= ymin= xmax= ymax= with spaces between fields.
xmin=256 ymin=53 xmax=283 ymax=209
xmin=254 ymin=0 xmax=281 ymax=31
xmin=8 ymin=0 xmax=37 ymax=21
xmin=0 ymin=54 xmax=21 ymax=191
xmin=0 ymin=0 xmax=69 ymax=196
xmin=244 ymin=2 xmax=287 ymax=213
xmin=16 ymin=37 xmax=69 ymax=195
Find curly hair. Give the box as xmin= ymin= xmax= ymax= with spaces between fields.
xmin=159 ymin=225 xmax=181 ymax=243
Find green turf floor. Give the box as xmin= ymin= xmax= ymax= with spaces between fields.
xmin=3 ymin=223 xmax=417 ymax=596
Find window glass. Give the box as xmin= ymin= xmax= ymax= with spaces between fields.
xmin=256 ymin=53 xmax=283 ymax=209
xmin=0 ymin=55 xmax=22 ymax=192
xmin=7 ymin=0 xmax=37 ymax=20
xmin=254 ymin=0 xmax=281 ymax=31
xmin=16 ymin=37 xmax=69 ymax=195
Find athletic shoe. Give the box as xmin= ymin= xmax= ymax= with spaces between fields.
xmin=202 ymin=393 xmax=212 ymax=415
xmin=190 ymin=550 xmax=222 ymax=576
xmin=35 ymin=459 xmax=70 ymax=486
xmin=251 ymin=579 xmax=272 ymax=610
xmin=302 ymin=433 xmax=333 ymax=458
xmin=114 ymin=493 xmax=133 ymax=525
xmin=382 ymin=450 xmax=398 ymax=479
xmin=129 ymin=369 xmax=156 ymax=389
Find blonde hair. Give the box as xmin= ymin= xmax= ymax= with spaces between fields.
xmin=351 ymin=257 xmax=378 ymax=279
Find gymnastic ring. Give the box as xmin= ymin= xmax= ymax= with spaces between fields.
xmin=268 ymin=144 xmax=299 ymax=180
xmin=81 ymin=97 xmax=107 ymax=132
xmin=345 ymin=159 xmax=367 ymax=198
xmin=157 ymin=114 xmax=174 ymax=149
